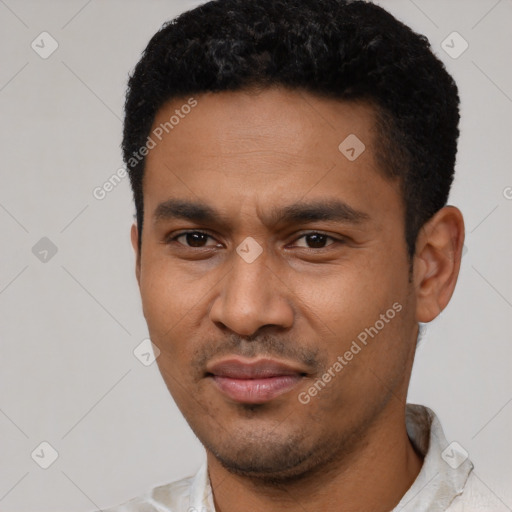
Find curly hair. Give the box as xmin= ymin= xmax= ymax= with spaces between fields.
xmin=123 ymin=0 xmax=460 ymax=258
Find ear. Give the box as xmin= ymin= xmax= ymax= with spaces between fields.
xmin=413 ymin=206 xmax=465 ymax=323
xmin=130 ymin=223 xmax=141 ymax=287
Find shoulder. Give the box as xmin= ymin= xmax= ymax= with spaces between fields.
xmin=448 ymin=471 xmax=510 ymax=511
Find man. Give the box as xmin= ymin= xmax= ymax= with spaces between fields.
xmin=104 ymin=0 xmax=504 ymax=510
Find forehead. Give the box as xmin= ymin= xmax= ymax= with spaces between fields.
xmin=143 ymin=87 xmax=401 ymax=226
xmin=148 ymin=87 xmax=377 ymax=163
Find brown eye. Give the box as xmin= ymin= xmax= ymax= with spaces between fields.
xmin=175 ymin=231 xmax=216 ymax=247
xmin=293 ymin=233 xmax=337 ymax=249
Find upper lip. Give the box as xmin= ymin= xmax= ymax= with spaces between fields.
xmin=206 ymin=357 xmax=307 ymax=379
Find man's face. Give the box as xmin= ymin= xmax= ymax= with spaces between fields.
xmin=134 ymin=87 xmax=419 ymax=479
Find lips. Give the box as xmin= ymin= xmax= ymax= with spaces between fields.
xmin=206 ymin=357 xmax=306 ymax=404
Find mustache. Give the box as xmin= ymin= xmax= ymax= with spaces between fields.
xmin=192 ymin=332 xmax=323 ymax=373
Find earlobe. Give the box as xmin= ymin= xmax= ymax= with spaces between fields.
xmin=413 ymin=206 xmax=465 ymax=323
xmin=130 ymin=223 xmax=141 ymax=286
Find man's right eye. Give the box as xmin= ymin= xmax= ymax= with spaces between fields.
xmin=168 ymin=231 xmax=220 ymax=248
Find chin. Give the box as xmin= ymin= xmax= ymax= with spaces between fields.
xmin=203 ymin=430 xmax=334 ymax=484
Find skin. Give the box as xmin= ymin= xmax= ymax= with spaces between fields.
xmin=130 ymin=86 xmax=465 ymax=512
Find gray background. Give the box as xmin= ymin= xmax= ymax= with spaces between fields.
xmin=0 ymin=0 xmax=511 ymax=510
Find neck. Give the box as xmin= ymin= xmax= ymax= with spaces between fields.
xmin=207 ymin=401 xmax=424 ymax=512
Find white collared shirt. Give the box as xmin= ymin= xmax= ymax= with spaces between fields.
xmin=103 ymin=404 xmax=508 ymax=511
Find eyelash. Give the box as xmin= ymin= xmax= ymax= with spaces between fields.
xmin=166 ymin=230 xmax=343 ymax=250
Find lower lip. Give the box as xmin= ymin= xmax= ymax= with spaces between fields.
xmin=212 ymin=375 xmax=302 ymax=404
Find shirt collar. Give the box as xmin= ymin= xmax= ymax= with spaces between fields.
xmin=393 ymin=403 xmax=473 ymax=511
xmin=188 ymin=403 xmax=474 ymax=512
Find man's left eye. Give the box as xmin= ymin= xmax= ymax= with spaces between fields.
xmin=291 ymin=233 xmax=338 ymax=249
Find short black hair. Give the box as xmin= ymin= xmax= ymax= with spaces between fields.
xmin=123 ymin=0 xmax=460 ymax=258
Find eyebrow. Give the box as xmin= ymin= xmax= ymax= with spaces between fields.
xmin=153 ymin=198 xmax=370 ymax=229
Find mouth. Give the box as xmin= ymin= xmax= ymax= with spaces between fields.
xmin=206 ymin=357 xmax=307 ymax=404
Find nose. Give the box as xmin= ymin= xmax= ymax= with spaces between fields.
xmin=209 ymin=247 xmax=294 ymax=337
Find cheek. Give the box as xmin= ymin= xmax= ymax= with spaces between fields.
xmin=297 ymin=261 xmax=401 ymax=330
xmin=139 ymin=258 xmax=192 ymax=344
xmin=139 ymin=257 xmax=215 ymax=375
xmin=295 ymin=253 xmax=411 ymax=382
